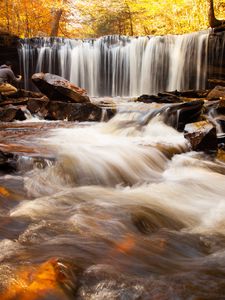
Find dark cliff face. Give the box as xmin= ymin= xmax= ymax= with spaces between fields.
xmin=0 ymin=32 xmax=20 ymax=76
xmin=208 ymin=31 xmax=225 ymax=83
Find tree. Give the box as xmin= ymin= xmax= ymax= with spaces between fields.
xmin=50 ymin=8 xmax=64 ymax=36
xmin=0 ymin=0 xmax=225 ymax=38
xmin=208 ymin=0 xmax=224 ymax=27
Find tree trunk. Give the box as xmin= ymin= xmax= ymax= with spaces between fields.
xmin=125 ymin=2 xmax=134 ymax=36
xmin=4 ymin=0 xmax=10 ymax=33
xmin=208 ymin=0 xmax=223 ymax=28
xmin=50 ymin=8 xmax=63 ymax=37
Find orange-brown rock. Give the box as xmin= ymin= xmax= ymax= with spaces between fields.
xmin=184 ymin=120 xmax=217 ymax=152
xmin=32 ymin=73 xmax=90 ymax=103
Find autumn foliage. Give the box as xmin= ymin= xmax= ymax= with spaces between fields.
xmin=0 ymin=0 xmax=225 ymax=38
xmin=0 ymin=259 xmax=73 ymax=300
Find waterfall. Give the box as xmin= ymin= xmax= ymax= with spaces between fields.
xmin=19 ymin=31 xmax=209 ymax=97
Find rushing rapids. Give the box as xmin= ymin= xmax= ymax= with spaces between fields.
xmin=19 ymin=31 xmax=209 ymax=96
xmin=1 ymin=100 xmax=225 ymax=299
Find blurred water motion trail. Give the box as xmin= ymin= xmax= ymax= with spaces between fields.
xmin=1 ymin=101 xmax=225 ymax=299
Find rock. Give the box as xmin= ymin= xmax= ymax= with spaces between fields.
xmin=217 ymin=133 xmax=225 ymax=146
xmin=165 ymin=100 xmax=204 ymax=131
xmin=212 ymin=99 xmax=225 ymax=114
xmin=207 ymin=85 xmax=225 ymax=100
xmin=27 ymin=98 xmax=49 ymax=115
xmin=217 ymin=149 xmax=225 ymax=161
xmin=166 ymin=90 xmax=209 ymax=98
xmin=0 ymin=151 xmax=16 ymax=174
xmin=208 ymin=79 xmax=225 ymax=88
xmin=0 ymin=107 xmax=26 ymax=122
xmin=45 ymin=101 xmax=102 ymax=122
xmin=131 ymin=206 xmax=184 ymax=234
xmin=204 ymin=99 xmax=225 ymax=115
xmin=136 ymin=90 xmax=209 ymax=104
xmin=5 ymin=89 xmax=46 ymax=99
xmin=32 ymin=73 xmax=90 ymax=103
xmin=136 ymin=93 xmax=182 ymax=104
xmin=0 ymin=98 xmax=29 ymax=107
xmin=184 ymin=120 xmax=217 ymax=152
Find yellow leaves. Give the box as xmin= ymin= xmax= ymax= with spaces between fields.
xmin=0 ymin=0 xmax=224 ymax=37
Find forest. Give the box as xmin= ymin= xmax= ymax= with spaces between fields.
xmin=1 ymin=0 xmax=225 ymax=38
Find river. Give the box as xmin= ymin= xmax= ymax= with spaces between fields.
xmin=0 ymin=100 xmax=225 ymax=299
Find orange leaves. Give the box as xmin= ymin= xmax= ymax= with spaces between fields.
xmin=114 ymin=235 xmax=135 ymax=254
xmin=0 ymin=186 xmax=10 ymax=197
xmin=0 ymin=0 xmax=225 ymax=38
xmin=0 ymin=258 xmax=70 ymax=300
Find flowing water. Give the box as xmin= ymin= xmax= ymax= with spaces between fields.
xmin=1 ymin=101 xmax=225 ymax=299
xmin=19 ymin=31 xmax=209 ymax=96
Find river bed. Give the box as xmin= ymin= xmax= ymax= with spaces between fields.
xmin=0 ymin=101 xmax=225 ymax=299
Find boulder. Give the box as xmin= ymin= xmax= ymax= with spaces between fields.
xmin=184 ymin=120 xmax=217 ymax=152
xmin=45 ymin=101 xmax=102 ymax=122
xmin=32 ymin=73 xmax=90 ymax=103
xmin=207 ymin=85 xmax=225 ymax=100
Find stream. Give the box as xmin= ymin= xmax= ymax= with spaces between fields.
xmin=0 ymin=100 xmax=225 ymax=299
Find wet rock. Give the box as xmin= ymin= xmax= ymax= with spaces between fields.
xmin=166 ymin=89 xmax=209 ymax=98
xmin=131 ymin=206 xmax=184 ymax=234
xmin=27 ymin=98 xmax=49 ymax=115
xmin=137 ymin=90 xmax=208 ymax=104
xmin=166 ymin=100 xmax=204 ymax=131
xmin=0 ymin=151 xmax=16 ymax=174
xmin=208 ymin=79 xmax=225 ymax=88
xmin=184 ymin=120 xmax=217 ymax=152
xmin=207 ymin=85 xmax=225 ymax=100
xmin=0 ymin=107 xmax=26 ymax=122
xmin=203 ymin=100 xmax=225 ymax=132
xmin=217 ymin=134 xmax=225 ymax=148
xmin=32 ymin=73 xmax=90 ymax=103
xmin=5 ymin=89 xmax=46 ymax=99
xmin=0 ymin=97 xmax=29 ymax=107
xmin=137 ymin=93 xmax=182 ymax=104
xmin=45 ymin=101 xmax=102 ymax=122
xmin=217 ymin=149 xmax=225 ymax=162
xmin=0 ymin=90 xmax=48 ymax=108
xmin=210 ymin=99 xmax=225 ymax=114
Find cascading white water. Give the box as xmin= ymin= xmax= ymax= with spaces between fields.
xmin=19 ymin=31 xmax=209 ymax=97
xmin=2 ymin=100 xmax=225 ymax=298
